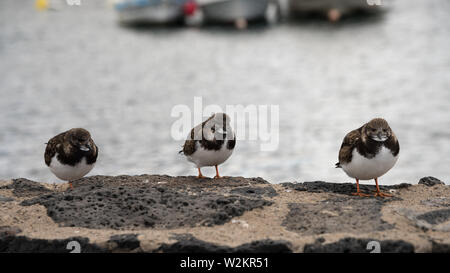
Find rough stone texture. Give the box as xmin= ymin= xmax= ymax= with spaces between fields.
xmin=0 ymin=195 xmax=14 ymax=202
xmin=0 ymin=226 xmax=22 ymax=238
xmin=282 ymin=196 xmax=394 ymax=235
xmin=419 ymin=177 xmax=445 ymax=187
xmin=431 ymin=242 xmax=450 ymax=253
xmin=107 ymin=234 xmax=140 ymax=251
xmin=68 ymin=175 xmax=270 ymax=189
xmin=417 ymin=209 xmax=450 ymax=225
xmin=158 ymin=234 xmax=292 ymax=253
xmin=0 ymin=178 xmax=52 ymax=198
xmin=281 ymin=181 xmax=411 ymax=196
xmin=393 ymin=207 xmax=445 ymax=232
xmin=0 ymin=175 xmax=449 ymax=253
xmin=0 ymin=235 xmax=105 ymax=253
xmin=230 ymin=186 xmax=278 ymax=198
xmin=20 ymin=176 xmax=272 ymax=230
xmin=304 ymin=238 xmax=415 ymax=253
xmin=421 ymin=197 xmax=450 ymax=207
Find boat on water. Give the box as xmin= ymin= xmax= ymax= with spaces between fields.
xmin=196 ymin=0 xmax=271 ymax=28
xmin=114 ymin=0 xmax=195 ymax=24
xmin=289 ymin=0 xmax=384 ymax=22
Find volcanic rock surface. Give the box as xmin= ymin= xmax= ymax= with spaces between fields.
xmin=0 ymin=175 xmax=449 ymax=253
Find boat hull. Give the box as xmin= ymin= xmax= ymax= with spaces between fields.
xmin=289 ymin=0 xmax=382 ymax=15
xmin=201 ymin=0 xmax=269 ymax=22
xmin=115 ymin=0 xmax=185 ymax=24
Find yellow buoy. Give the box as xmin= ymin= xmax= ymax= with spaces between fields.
xmin=35 ymin=0 xmax=49 ymax=10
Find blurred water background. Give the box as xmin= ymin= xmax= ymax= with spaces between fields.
xmin=0 ymin=0 xmax=449 ymax=184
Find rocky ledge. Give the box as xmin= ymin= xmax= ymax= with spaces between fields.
xmin=0 ymin=175 xmax=449 ymax=253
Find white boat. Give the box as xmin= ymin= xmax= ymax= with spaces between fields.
xmin=198 ymin=0 xmax=270 ymax=25
xmin=289 ymin=0 xmax=384 ymax=22
xmin=114 ymin=0 xmax=192 ymax=24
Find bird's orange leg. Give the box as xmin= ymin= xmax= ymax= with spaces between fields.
xmin=352 ymin=179 xmax=371 ymax=197
xmin=68 ymin=181 xmax=74 ymax=190
xmin=373 ymin=178 xmax=392 ymax=197
xmin=197 ymin=168 xmax=204 ymax=179
xmin=214 ymin=165 xmax=221 ymax=179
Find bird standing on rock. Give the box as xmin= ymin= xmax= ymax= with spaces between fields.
xmin=336 ymin=118 xmax=400 ymax=197
xmin=181 ymin=113 xmax=236 ymax=179
xmin=45 ymin=128 xmax=98 ymax=188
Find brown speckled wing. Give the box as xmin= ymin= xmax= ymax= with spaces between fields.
xmin=182 ymin=128 xmax=197 ymax=156
xmin=182 ymin=115 xmax=217 ymax=156
xmin=384 ymin=132 xmax=400 ymax=156
xmin=337 ymin=127 xmax=362 ymax=166
xmin=227 ymin=133 xmax=236 ymax=150
xmin=44 ymin=132 xmax=66 ymax=166
xmin=86 ymin=139 xmax=99 ymax=164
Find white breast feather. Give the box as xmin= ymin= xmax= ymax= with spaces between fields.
xmin=187 ymin=140 xmax=234 ymax=168
xmin=341 ymin=147 xmax=398 ymax=180
xmin=49 ymin=153 xmax=95 ymax=181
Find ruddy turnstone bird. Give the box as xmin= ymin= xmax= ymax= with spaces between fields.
xmin=44 ymin=128 xmax=98 ymax=188
xmin=336 ymin=118 xmax=400 ymax=197
xmin=181 ymin=113 xmax=236 ymax=178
